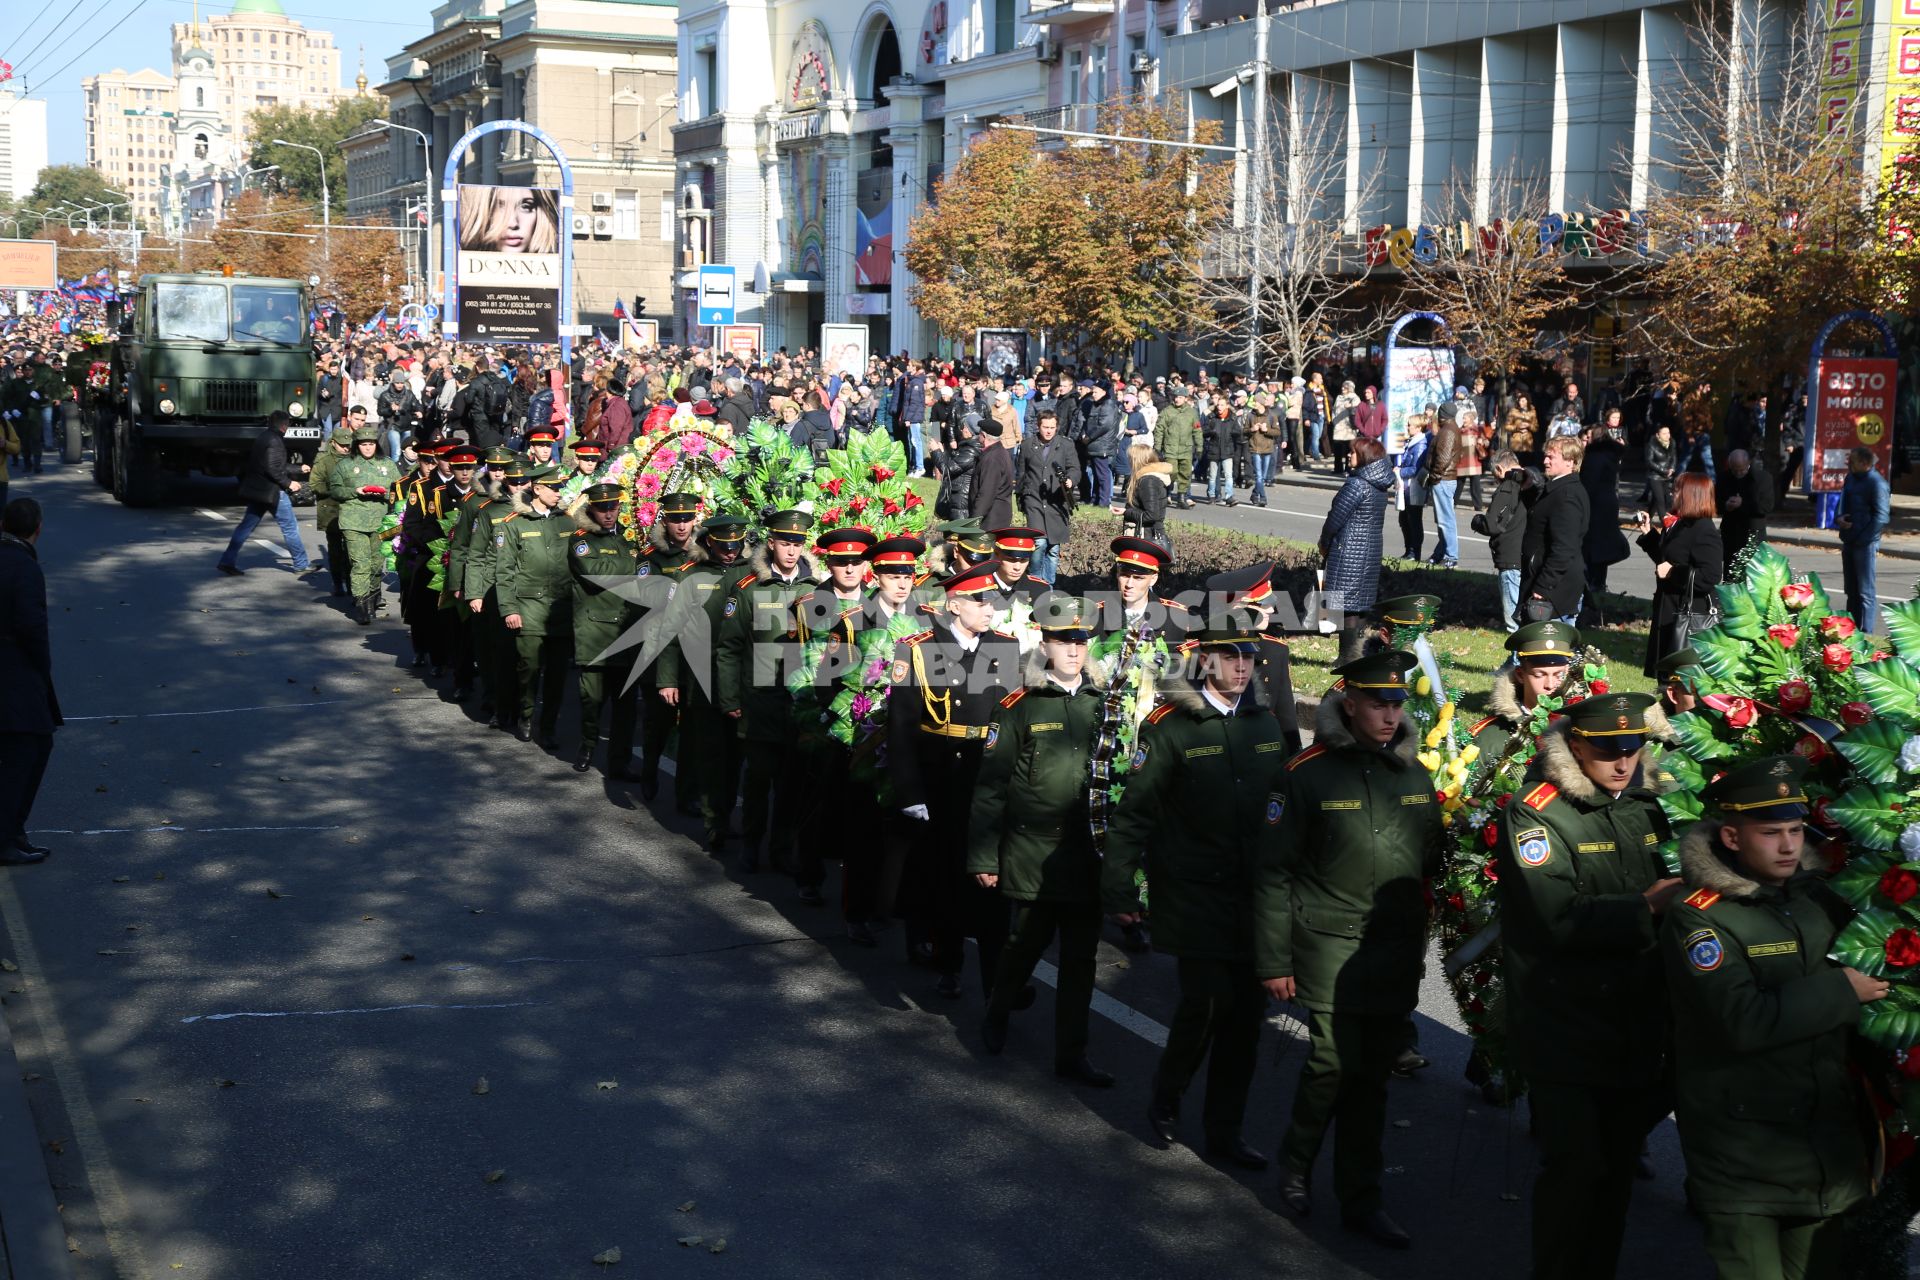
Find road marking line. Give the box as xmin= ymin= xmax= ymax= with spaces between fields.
xmin=1031 ymin=959 xmax=1170 ymax=1047
xmin=0 ymin=873 xmax=154 ymax=1280
xmin=28 ymin=825 xmax=345 ymax=836
xmin=197 ymin=508 xmax=290 ymax=560
xmin=178 ymin=1000 xmax=545 ymax=1025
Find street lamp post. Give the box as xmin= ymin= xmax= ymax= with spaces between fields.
xmin=271 ymin=139 xmax=329 ymax=263
xmin=368 ymin=119 xmax=434 ymax=290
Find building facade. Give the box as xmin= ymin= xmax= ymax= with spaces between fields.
xmin=359 ymin=0 xmax=679 ymax=333
xmin=171 ymin=0 xmax=348 ymax=151
xmin=82 ymin=68 xmax=179 ymax=226
xmin=0 ymin=90 xmax=49 ymax=204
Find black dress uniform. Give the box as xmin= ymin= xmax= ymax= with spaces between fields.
xmin=1205 ymin=562 xmax=1303 ymax=754
xmin=1498 ymin=692 xmax=1678 ymax=1280
xmin=435 ymin=448 xmax=484 ymax=696
xmin=887 ymin=563 xmax=1019 ymax=997
xmin=790 ymin=527 xmax=877 ymax=903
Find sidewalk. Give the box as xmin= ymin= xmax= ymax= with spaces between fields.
xmin=0 ymin=1004 xmax=75 ymax=1279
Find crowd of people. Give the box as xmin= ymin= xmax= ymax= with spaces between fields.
xmin=2 ymin=310 xmax=1915 ymax=1277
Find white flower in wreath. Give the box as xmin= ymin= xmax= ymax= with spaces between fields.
xmin=1900 ymin=824 xmax=1920 ymax=861
xmin=1901 ymin=735 xmax=1920 ymax=776
xmin=1466 ymin=808 xmax=1490 ymax=830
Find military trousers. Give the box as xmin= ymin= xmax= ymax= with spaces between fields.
xmin=513 ymin=629 xmax=571 ymax=735
xmin=1279 ymin=1008 xmax=1402 ymax=1219
xmin=449 ymin=600 xmax=477 ymax=689
xmin=1700 ymin=1212 xmax=1853 ymax=1280
xmin=743 ymin=734 xmax=801 ymax=871
xmin=1154 ymin=958 xmax=1264 ymax=1142
xmin=404 ymin=556 xmax=450 ymax=664
xmin=988 ymin=900 xmax=1101 ymax=1059
xmin=342 ymin=529 xmax=384 ymax=598
xmin=479 ymin=596 xmax=516 ymax=715
xmin=1528 ymin=1080 xmax=1669 ymax=1280
xmin=637 ymin=674 xmax=691 ymax=803
xmin=576 ymin=661 xmax=638 ymax=762
xmin=322 ymin=524 xmax=348 ymax=592
xmin=683 ymin=694 xmax=743 ymax=842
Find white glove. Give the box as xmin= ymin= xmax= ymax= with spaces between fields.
xmin=901 ymin=804 xmax=930 ymax=821
xmin=29 ymin=391 xmax=40 ymax=400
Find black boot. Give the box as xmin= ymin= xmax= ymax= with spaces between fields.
xmin=573 ymin=742 xmax=596 ymax=773
xmin=355 ymin=595 xmax=372 ymax=626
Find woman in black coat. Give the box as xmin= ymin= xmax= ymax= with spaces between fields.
xmin=1636 ymin=472 xmax=1724 ymax=675
xmin=1578 ymin=420 xmax=1629 ymax=623
xmin=1642 ymin=424 xmax=1678 ymax=519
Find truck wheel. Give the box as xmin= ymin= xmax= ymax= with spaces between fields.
xmin=61 ymin=405 xmax=83 ymax=464
xmin=112 ymin=419 xmax=161 ymax=507
xmin=93 ymin=416 xmax=113 ymax=488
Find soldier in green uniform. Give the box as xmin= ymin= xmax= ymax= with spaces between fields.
xmin=327 ymin=424 xmax=402 ymax=625
xmin=1657 ymin=645 xmax=1703 ymax=717
xmin=656 ymin=513 xmax=752 ymax=850
xmin=969 ymin=595 xmax=1115 ymax=1087
xmin=462 ymin=458 xmax=531 ymax=728
xmin=1258 ymin=649 xmax=1440 ymax=1249
xmin=1208 ymin=562 xmax=1303 ymax=754
xmin=923 ymin=517 xmax=992 ymax=580
xmin=1665 ymin=755 xmax=1884 ymax=1280
xmin=713 ymin=509 xmax=819 ymax=869
xmin=569 ymin=482 xmax=644 ymax=774
xmin=448 ymin=447 xmax=516 ymax=702
xmin=634 ymin=493 xmax=708 ymax=798
xmin=1104 ymin=613 xmax=1288 ymax=1166
xmin=496 ymin=464 xmax=576 ymax=747
xmin=1498 ymin=692 xmax=1682 ymax=1280
xmin=1467 ymin=620 xmax=1580 ymax=764
xmin=310 ymin=422 xmax=354 ymax=597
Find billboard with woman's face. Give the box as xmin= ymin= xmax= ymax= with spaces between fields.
xmin=456 ymin=186 xmax=562 ymax=342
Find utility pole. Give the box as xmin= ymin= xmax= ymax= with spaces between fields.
xmin=1247 ymin=0 xmax=1270 ymax=379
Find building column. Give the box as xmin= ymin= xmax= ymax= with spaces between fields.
xmin=822 ymin=128 xmax=853 ymax=327
xmin=884 ymin=81 xmax=931 ymax=358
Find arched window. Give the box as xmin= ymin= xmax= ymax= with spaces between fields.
xmin=858 ymin=14 xmax=902 ymax=108
xmin=194 ymin=133 xmax=209 ymax=160
xmin=195 ymin=86 xmax=205 ymax=107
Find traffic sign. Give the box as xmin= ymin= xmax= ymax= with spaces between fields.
xmin=697 ymin=265 xmax=736 ymax=326
xmin=422 ymin=303 xmax=440 ymax=320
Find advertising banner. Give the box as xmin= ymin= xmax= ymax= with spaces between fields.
xmin=1811 ymin=356 xmax=1897 ymax=491
xmin=975 ymin=328 xmax=1029 ymax=379
xmin=820 ymin=323 xmax=868 ymax=378
xmin=0 ymin=239 xmax=57 ymax=291
xmin=1383 ymin=345 xmax=1455 ymax=456
xmin=455 ymin=185 xmax=562 ymax=343
xmin=619 ymin=319 xmax=660 ymax=351
xmin=717 ymin=323 xmax=762 ymax=364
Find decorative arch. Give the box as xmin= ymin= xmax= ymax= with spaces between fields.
xmin=853 ymin=4 xmax=904 ymax=106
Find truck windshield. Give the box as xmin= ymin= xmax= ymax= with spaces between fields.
xmin=153 ymin=282 xmax=229 ymax=343
xmin=231 ymin=284 xmax=304 ymax=344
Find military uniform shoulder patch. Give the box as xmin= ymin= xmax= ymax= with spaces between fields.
xmin=1265 ymin=793 xmax=1286 ymax=824
xmin=637 ymin=562 xmax=653 ymax=576
xmin=903 ymin=630 xmax=935 ymax=646
xmin=1286 ymin=744 xmax=1327 ymax=772
xmin=1520 ymin=782 xmax=1560 ymax=810
xmin=574 ymin=541 xmax=590 ymax=557
xmin=999 ymin=688 xmax=1028 ymax=709
xmin=1469 ymin=715 xmax=1498 ymax=736
xmin=1683 ymin=888 xmax=1722 ymax=911
xmin=1145 ymin=703 xmax=1177 ymax=725
xmin=1684 ymin=927 xmax=1724 ymax=972
xmin=1515 ymin=827 xmax=1552 ymax=867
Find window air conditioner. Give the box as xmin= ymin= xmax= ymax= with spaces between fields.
xmin=591 ymin=191 xmax=613 ymax=210
xmin=1036 ymin=37 xmax=1060 ymax=64
xmin=592 ymin=215 xmax=614 ymax=236
xmin=571 ymin=213 xmax=592 ymax=236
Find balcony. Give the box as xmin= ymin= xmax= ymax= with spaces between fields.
xmin=1025 ymin=0 xmax=1116 ymax=24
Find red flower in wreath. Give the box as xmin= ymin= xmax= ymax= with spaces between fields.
xmin=1723 ymin=697 xmax=1758 ymax=730
xmin=1467 ymin=997 xmax=1486 ymax=1014
xmin=1886 ymin=927 xmax=1920 ymax=969
xmin=870 ymin=464 xmax=895 ymax=483
xmin=1842 ymin=701 xmax=1875 ymax=727
xmin=819 ymin=506 xmax=844 ymax=525
xmin=1768 ymin=624 xmax=1802 ymax=649
xmin=1483 ymin=821 xmax=1500 ymax=848
xmin=849 ymin=495 xmax=870 ymax=514
xmin=1776 ymin=679 xmax=1813 ymax=713
xmin=882 ymin=499 xmax=902 ymax=517
xmin=1472 ymin=969 xmax=1493 ymax=988
xmin=1901 ymin=1046 xmax=1920 ymax=1080
xmin=1563 ymin=693 xmax=1586 ymax=706
xmin=1821 ymin=615 xmax=1858 ymax=642
xmin=1780 ymin=582 xmax=1815 ymax=610
xmin=903 ymin=492 xmax=925 ymax=510
xmin=1446 ymin=892 xmax=1466 ymax=914
xmin=821 ymin=477 xmax=846 ymax=497
xmin=1496 ymin=793 xmax=1512 ymax=809
xmin=1818 ymin=839 xmax=1848 ymax=873
xmin=1589 ymin=679 xmax=1610 ymax=695
xmin=1482 ymin=862 xmax=1499 ymax=883
xmin=1822 ymin=644 xmax=1854 ymax=672
xmin=1793 ymin=733 xmax=1830 ymax=764
xmin=1881 ymin=868 xmax=1920 ymax=907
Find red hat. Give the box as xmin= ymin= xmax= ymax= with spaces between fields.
xmin=942 ymin=563 xmax=1000 ymax=597
xmin=571 ymin=441 xmax=605 ymax=458
xmin=444 ymin=446 xmax=480 ymax=466
xmin=1110 ymin=536 xmax=1169 ymax=572
xmin=990 ymin=526 xmax=1042 ymax=555
xmin=869 ymin=536 xmax=926 ymax=570
xmin=692 ymin=399 xmax=718 ymax=417
xmin=816 ymin=526 xmax=878 ymax=559
xmin=527 ymin=427 xmax=559 ymax=444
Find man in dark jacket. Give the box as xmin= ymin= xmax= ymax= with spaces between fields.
xmin=1477 ymin=451 xmax=1531 ymax=630
xmin=971 ymin=420 xmax=1017 ymax=532
xmin=377 ymin=372 xmax=424 ymax=443
xmin=217 ymin=411 xmax=313 ymax=575
xmin=0 ymin=498 xmax=57 ymax=864
xmin=1016 ymin=411 xmax=1076 ymax=584
xmin=1520 ymin=437 xmax=1589 ymax=623
xmin=1715 ymin=449 xmax=1774 ymax=574
xmin=1080 ymin=382 xmax=1120 ymax=506
xmin=716 ymin=376 xmax=756 ymax=433
xmin=1426 ymin=394 xmax=1464 ymax=565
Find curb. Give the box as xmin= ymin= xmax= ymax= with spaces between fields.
xmin=1766 ymin=533 xmax=1920 ymax=563
xmin=0 ymin=1006 xmax=74 ymax=1279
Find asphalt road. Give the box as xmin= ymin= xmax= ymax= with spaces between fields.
xmin=0 ymin=458 xmax=1773 ymax=1279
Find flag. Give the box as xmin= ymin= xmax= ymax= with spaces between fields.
xmin=309 ymin=307 xmax=322 ymax=333
xmin=359 ymin=306 xmax=388 ymax=333
xmin=612 ymin=297 xmax=628 ymax=320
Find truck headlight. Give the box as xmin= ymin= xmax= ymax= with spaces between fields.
xmin=288 ymin=400 xmax=306 ymax=419
xmin=158 ymin=398 xmax=176 ymax=416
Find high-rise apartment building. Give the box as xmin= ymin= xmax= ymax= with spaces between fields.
xmin=82 ymin=68 xmax=178 ymax=225
xmin=0 ymin=90 xmax=49 ymax=203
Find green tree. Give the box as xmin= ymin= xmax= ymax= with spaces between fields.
xmin=246 ymin=97 xmax=388 ymax=208
xmin=25 ymin=165 xmax=127 ymax=215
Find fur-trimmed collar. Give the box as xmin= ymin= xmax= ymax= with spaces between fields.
xmin=1533 ymin=708 xmax=1678 ymax=804
xmin=1132 ymin=460 xmax=1172 ymax=480
xmin=1158 ymin=673 xmax=1268 ymax=718
xmin=509 ymin=489 xmax=541 ymax=517
xmin=748 ymin=542 xmax=820 ymax=584
xmin=647 ymin=525 xmax=707 ymax=563
xmin=1020 ymin=645 xmax=1105 ymax=691
xmin=1313 ymin=694 xmax=1421 ymax=767
xmin=1678 ymin=821 xmax=1825 ymax=901
xmin=1486 ymin=670 xmax=1527 ymax=725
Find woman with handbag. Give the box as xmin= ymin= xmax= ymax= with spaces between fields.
xmin=1121 ymin=442 xmax=1173 ymax=552
xmin=1635 ymin=473 xmax=1723 ymax=675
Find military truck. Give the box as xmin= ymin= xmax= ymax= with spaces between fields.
xmin=98 ymin=271 xmax=318 ymax=506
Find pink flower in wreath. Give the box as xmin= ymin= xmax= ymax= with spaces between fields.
xmin=636 ymin=501 xmax=659 ymax=527
xmin=709 ymin=445 xmax=735 ymax=466
xmin=653 ymin=446 xmax=680 ymax=467
xmin=634 ymin=473 xmax=663 ymax=499
xmin=682 ymin=433 xmax=709 ymax=455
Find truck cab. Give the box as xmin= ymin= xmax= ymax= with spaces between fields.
xmin=99 ymin=272 xmax=318 ymax=506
